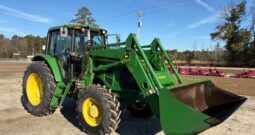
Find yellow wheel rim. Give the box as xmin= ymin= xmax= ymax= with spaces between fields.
xmin=26 ymin=73 xmax=43 ymax=106
xmin=82 ymin=98 xmax=102 ymax=127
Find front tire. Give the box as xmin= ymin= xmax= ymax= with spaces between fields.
xmin=76 ymin=84 xmax=121 ymax=135
xmin=21 ymin=61 xmax=57 ymax=116
xmin=127 ymin=102 xmax=152 ymax=119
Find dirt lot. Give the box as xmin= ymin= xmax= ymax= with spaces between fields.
xmin=182 ymin=75 xmax=255 ymax=96
xmin=0 ymin=63 xmax=255 ymax=135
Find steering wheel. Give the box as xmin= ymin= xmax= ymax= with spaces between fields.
xmin=84 ymin=40 xmax=94 ymax=47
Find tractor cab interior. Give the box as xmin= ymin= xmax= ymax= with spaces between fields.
xmin=46 ymin=26 xmax=107 ymax=82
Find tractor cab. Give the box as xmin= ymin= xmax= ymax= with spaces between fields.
xmin=45 ymin=24 xmax=107 ymax=81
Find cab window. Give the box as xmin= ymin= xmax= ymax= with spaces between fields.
xmin=48 ymin=31 xmax=72 ymax=55
xmin=91 ymin=31 xmax=105 ymax=45
xmin=74 ymin=30 xmax=88 ymax=53
xmin=47 ymin=30 xmax=72 ymax=81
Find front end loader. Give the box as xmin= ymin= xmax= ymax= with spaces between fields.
xmin=21 ymin=24 xmax=246 ymax=135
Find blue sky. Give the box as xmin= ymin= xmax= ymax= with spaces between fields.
xmin=0 ymin=0 xmax=254 ymax=51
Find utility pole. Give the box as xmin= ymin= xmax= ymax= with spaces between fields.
xmin=137 ymin=10 xmax=144 ymax=42
xmin=193 ymin=41 xmax=197 ymax=60
xmin=16 ymin=36 xmax=20 ymax=59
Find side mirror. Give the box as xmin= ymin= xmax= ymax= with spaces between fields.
xmin=42 ymin=45 xmax=46 ymax=51
xmin=106 ymin=34 xmax=121 ymax=44
xmin=60 ymin=27 xmax=68 ymax=37
xmin=116 ymin=35 xmax=121 ymax=43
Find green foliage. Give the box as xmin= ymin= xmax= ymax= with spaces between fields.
xmin=0 ymin=34 xmax=46 ymax=58
xmin=168 ymin=43 xmax=225 ymax=66
xmin=249 ymin=7 xmax=255 ymax=65
xmin=210 ymin=1 xmax=253 ymax=66
xmin=71 ymin=6 xmax=96 ymax=25
xmin=0 ymin=34 xmax=4 ymax=40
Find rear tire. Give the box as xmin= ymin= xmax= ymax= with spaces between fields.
xmin=21 ymin=61 xmax=57 ymax=116
xmin=127 ymin=102 xmax=152 ymax=119
xmin=76 ymin=84 xmax=121 ymax=135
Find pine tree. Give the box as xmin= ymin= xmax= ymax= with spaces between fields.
xmin=210 ymin=1 xmax=251 ymax=66
xmin=71 ymin=6 xmax=96 ymax=25
xmin=249 ymin=5 xmax=255 ymax=66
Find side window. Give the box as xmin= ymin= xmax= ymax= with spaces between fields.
xmin=48 ymin=31 xmax=72 ymax=55
xmin=48 ymin=32 xmax=57 ymax=55
xmin=74 ymin=30 xmax=88 ymax=53
xmin=91 ymin=31 xmax=104 ymax=45
xmin=48 ymin=30 xmax=72 ymax=81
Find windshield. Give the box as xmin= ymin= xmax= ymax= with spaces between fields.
xmin=74 ymin=30 xmax=88 ymax=53
xmin=91 ymin=31 xmax=105 ymax=45
xmin=73 ymin=29 xmax=106 ymax=52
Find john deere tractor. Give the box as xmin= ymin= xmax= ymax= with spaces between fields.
xmin=22 ymin=24 xmax=246 ymax=135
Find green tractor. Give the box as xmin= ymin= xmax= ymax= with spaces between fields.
xmin=22 ymin=24 xmax=246 ymax=135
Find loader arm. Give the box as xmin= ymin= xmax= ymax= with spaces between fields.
xmin=22 ymin=24 xmax=246 ymax=135
xmin=87 ymin=33 xmax=246 ymax=135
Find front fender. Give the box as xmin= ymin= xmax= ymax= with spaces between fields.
xmin=32 ymin=54 xmax=62 ymax=82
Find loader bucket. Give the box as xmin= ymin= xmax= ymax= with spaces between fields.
xmin=158 ymin=80 xmax=246 ymax=135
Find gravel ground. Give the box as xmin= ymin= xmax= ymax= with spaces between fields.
xmin=0 ymin=63 xmax=254 ymax=135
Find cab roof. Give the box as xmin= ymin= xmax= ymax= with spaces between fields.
xmin=48 ymin=24 xmax=107 ymax=32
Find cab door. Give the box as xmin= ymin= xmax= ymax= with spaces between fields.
xmin=47 ymin=30 xmax=72 ymax=82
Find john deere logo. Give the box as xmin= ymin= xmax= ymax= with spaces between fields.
xmin=158 ymin=76 xmax=166 ymax=79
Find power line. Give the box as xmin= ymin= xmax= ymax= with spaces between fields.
xmin=98 ymin=0 xmax=192 ymax=23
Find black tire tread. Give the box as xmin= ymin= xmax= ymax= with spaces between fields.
xmin=127 ymin=102 xmax=152 ymax=119
xmin=76 ymin=84 xmax=121 ymax=135
xmin=21 ymin=61 xmax=57 ymax=116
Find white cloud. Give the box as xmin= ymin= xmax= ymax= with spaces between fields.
xmin=195 ymin=0 xmax=215 ymax=12
xmin=188 ymin=11 xmax=220 ymax=29
xmin=0 ymin=4 xmax=51 ymax=24
xmin=0 ymin=26 xmax=24 ymax=35
xmin=164 ymin=11 xmax=221 ymax=38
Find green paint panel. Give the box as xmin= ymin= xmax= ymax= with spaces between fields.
xmin=159 ymin=88 xmax=211 ymax=135
xmin=39 ymin=25 xmax=246 ymax=135
xmin=157 ymin=80 xmax=246 ymax=134
xmin=50 ymin=82 xmax=65 ymax=107
xmin=155 ymin=71 xmax=174 ymax=86
xmin=33 ymin=54 xmax=62 ymax=82
xmin=48 ymin=24 xmax=106 ymax=32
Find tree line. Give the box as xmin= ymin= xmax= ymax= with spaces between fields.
xmin=0 ymin=33 xmax=226 ymax=66
xmin=167 ymin=43 xmax=226 ymax=66
xmin=0 ymin=2 xmax=254 ymax=67
xmin=0 ymin=6 xmax=95 ymax=59
xmin=210 ymin=1 xmax=254 ymax=67
xmin=168 ymin=1 xmax=255 ymax=67
xmin=0 ymin=34 xmax=46 ymax=58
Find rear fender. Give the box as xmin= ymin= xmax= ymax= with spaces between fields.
xmin=32 ymin=54 xmax=62 ymax=82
